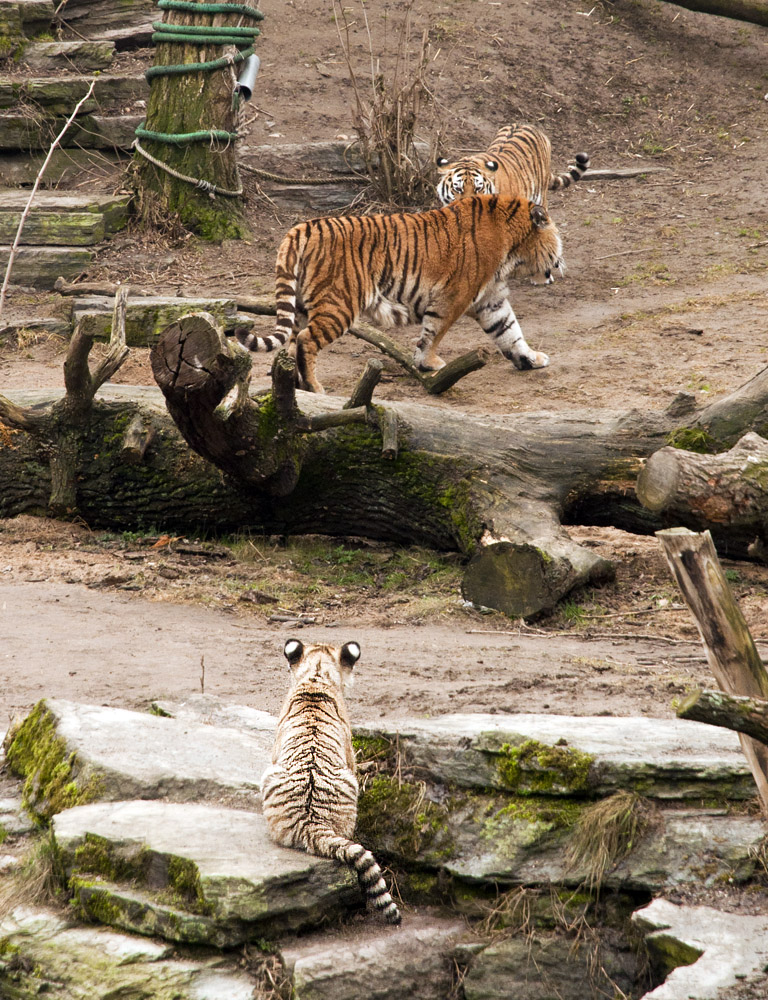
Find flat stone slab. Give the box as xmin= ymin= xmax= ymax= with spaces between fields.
xmin=632 ymin=897 xmax=768 ymax=999
xmin=280 ymin=913 xmax=466 ymax=1000
xmin=0 ymin=112 xmax=142 ymax=151
xmin=72 ymin=295 xmax=238 ymax=345
xmin=54 ymin=800 xmax=359 ymax=945
xmin=4 ymin=699 xmax=271 ymax=820
xmin=0 ymin=245 xmax=92 ymax=287
xmin=0 ymin=906 xmax=256 ymax=999
xmin=153 ymin=693 xmax=277 ymax=734
xmin=0 ymin=74 xmax=146 ymax=113
xmin=20 ymin=39 xmax=116 ymax=71
xmin=448 ymin=804 xmax=766 ymax=891
xmin=0 ymin=315 xmax=71 ymax=340
xmin=358 ymin=713 xmax=754 ymax=800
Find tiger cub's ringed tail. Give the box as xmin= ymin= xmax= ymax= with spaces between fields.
xmin=260 ymin=639 xmax=401 ymax=925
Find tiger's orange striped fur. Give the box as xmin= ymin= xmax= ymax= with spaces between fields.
xmin=260 ymin=639 xmax=401 ymax=925
xmin=236 ymin=195 xmax=562 ymax=393
xmin=436 ymin=123 xmax=589 ymax=213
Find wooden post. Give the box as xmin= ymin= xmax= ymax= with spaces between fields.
xmin=657 ymin=527 xmax=768 ymax=815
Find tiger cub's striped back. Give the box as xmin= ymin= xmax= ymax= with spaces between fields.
xmin=436 ymin=123 xmax=589 ymax=208
xmin=260 ymin=639 xmax=401 ymax=925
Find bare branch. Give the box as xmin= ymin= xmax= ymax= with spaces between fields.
xmin=0 ymin=395 xmax=47 ymax=432
xmin=345 ymin=358 xmax=383 ymax=409
xmin=92 ymin=286 xmax=131 ymax=391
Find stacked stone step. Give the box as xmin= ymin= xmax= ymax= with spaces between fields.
xmin=0 ymin=0 xmax=154 ymax=289
xmin=0 ymin=189 xmax=129 ymax=287
xmin=2 ymin=695 xmax=768 ymax=998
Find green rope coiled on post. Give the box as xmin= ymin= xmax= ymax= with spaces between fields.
xmin=145 ymin=44 xmax=252 ymax=78
xmin=135 ymin=124 xmax=239 ymax=143
xmin=151 ymin=21 xmax=260 ymax=38
xmin=157 ymin=0 xmax=264 ymax=18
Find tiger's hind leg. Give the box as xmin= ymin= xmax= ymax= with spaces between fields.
xmin=412 ymin=303 xmax=466 ymax=372
xmin=295 ymin=312 xmax=349 ymax=393
xmin=471 ymin=291 xmax=549 ymax=370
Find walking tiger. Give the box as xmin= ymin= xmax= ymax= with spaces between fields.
xmin=436 ymin=123 xmax=589 ymax=212
xmin=235 ymin=194 xmax=562 ymax=393
xmin=260 ymin=639 xmax=402 ymax=925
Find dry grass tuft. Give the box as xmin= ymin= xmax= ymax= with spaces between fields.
xmin=566 ymin=791 xmax=656 ymax=890
xmin=0 ymin=833 xmax=66 ymax=922
xmin=334 ymin=0 xmax=439 ymax=209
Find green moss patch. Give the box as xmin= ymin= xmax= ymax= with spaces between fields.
xmin=4 ymin=701 xmax=104 ymax=823
xmin=356 ymin=774 xmax=454 ymax=862
xmin=666 ymin=427 xmax=719 ymax=454
xmin=495 ymin=739 xmax=594 ymax=795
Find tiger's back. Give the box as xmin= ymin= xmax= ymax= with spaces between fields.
xmin=260 ymin=639 xmax=401 ymax=924
xmin=236 ymin=195 xmax=563 ymax=392
xmin=436 ymin=123 xmax=589 ymax=208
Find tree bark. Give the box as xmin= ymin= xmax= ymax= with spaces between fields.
xmin=637 ymin=432 xmax=768 ymax=559
xmin=657 ymin=527 xmax=768 ymax=815
xmin=135 ymin=1 xmax=256 ymax=238
xmin=657 ymin=0 xmax=768 ymax=27
xmin=677 ymin=688 xmax=768 ymax=746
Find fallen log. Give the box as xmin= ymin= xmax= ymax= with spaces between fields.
xmin=657 ymin=527 xmax=768 ymax=815
xmin=637 ymin=432 xmax=768 ymax=559
xmin=677 ymin=688 xmax=768 ymax=746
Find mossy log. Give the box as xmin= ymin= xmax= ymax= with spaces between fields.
xmin=677 ymin=688 xmax=768 ymax=746
xmin=4 ymin=308 xmax=768 ymax=616
xmin=637 ymin=432 xmax=768 ymax=559
xmin=657 ymin=527 xmax=768 ymax=815
xmin=135 ymin=1 xmax=252 ymax=238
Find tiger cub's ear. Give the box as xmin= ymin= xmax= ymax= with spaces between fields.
xmin=530 ymin=204 xmax=550 ymax=228
xmin=284 ymin=639 xmax=304 ymax=664
xmin=340 ymin=642 xmax=361 ymax=668
xmin=484 ymin=159 xmax=499 ymax=172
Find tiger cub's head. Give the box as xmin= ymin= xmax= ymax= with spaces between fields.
xmin=436 ymin=154 xmax=499 ymax=205
xmin=284 ymin=639 xmax=361 ymax=692
xmin=506 ymin=202 xmax=564 ymax=285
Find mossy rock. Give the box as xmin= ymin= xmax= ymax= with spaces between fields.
xmin=3 ymin=700 xmax=104 ymax=823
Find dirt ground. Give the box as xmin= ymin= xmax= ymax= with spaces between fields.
xmin=1 ymin=0 xmax=768 ymax=728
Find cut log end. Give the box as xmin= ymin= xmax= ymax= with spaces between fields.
xmin=151 ymin=313 xmax=227 ymax=393
xmin=461 ymin=539 xmax=614 ymax=619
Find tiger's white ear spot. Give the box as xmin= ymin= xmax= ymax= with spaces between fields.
xmin=340 ymin=641 xmax=361 ymax=667
xmin=436 ymin=156 xmax=449 ymax=168
xmin=485 ymin=159 xmax=499 ymax=172
xmin=284 ymin=639 xmax=303 ymax=664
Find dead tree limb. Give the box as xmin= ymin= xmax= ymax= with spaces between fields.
xmin=677 ymin=688 xmax=768 ymax=746
xmin=657 ymin=527 xmax=768 ymax=815
xmin=637 ymin=432 xmax=768 ymax=558
xmin=656 ymin=0 xmax=768 ymax=27
xmin=0 ymin=285 xmax=131 ymax=514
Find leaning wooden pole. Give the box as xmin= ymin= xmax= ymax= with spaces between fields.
xmin=657 ymin=527 xmax=768 ymax=815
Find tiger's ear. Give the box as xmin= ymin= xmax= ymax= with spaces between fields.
xmin=436 ymin=156 xmax=449 ymax=170
xmin=340 ymin=641 xmax=361 ymax=668
xmin=485 ymin=159 xmax=499 ymax=172
xmin=530 ymin=204 xmax=549 ymax=228
xmin=284 ymin=639 xmax=304 ymax=664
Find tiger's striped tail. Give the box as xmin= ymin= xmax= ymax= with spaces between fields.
xmin=309 ymin=828 xmax=402 ymax=924
xmin=550 ymin=151 xmax=590 ymax=191
xmin=235 ymin=226 xmax=305 ymax=353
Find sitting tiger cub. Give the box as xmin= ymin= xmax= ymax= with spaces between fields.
xmin=235 ymin=195 xmax=562 ymax=393
xmin=260 ymin=639 xmax=402 ymax=925
xmin=436 ymin=123 xmax=589 ymax=211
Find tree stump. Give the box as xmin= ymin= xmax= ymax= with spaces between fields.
xmin=135 ymin=0 xmax=260 ymax=238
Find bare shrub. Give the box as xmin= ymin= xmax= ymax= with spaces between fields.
xmin=334 ymin=0 xmax=439 ymax=209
